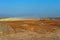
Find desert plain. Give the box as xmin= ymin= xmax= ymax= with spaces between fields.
xmin=0 ymin=18 xmax=60 ymax=40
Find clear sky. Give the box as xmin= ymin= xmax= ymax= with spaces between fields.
xmin=0 ymin=0 xmax=60 ymax=18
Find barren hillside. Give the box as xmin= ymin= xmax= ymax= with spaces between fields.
xmin=0 ymin=18 xmax=60 ymax=40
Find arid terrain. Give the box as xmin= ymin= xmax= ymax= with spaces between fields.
xmin=0 ymin=18 xmax=60 ymax=40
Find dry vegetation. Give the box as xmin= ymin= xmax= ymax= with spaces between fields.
xmin=0 ymin=18 xmax=60 ymax=40
xmin=0 ymin=18 xmax=60 ymax=33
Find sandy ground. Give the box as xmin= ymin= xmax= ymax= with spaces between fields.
xmin=0 ymin=29 xmax=60 ymax=40
xmin=0 ymin=18 xmax=60 ymax=40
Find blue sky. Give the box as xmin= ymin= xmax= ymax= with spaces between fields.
xmin=0 ymin=0 xmax=60 ymax=18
